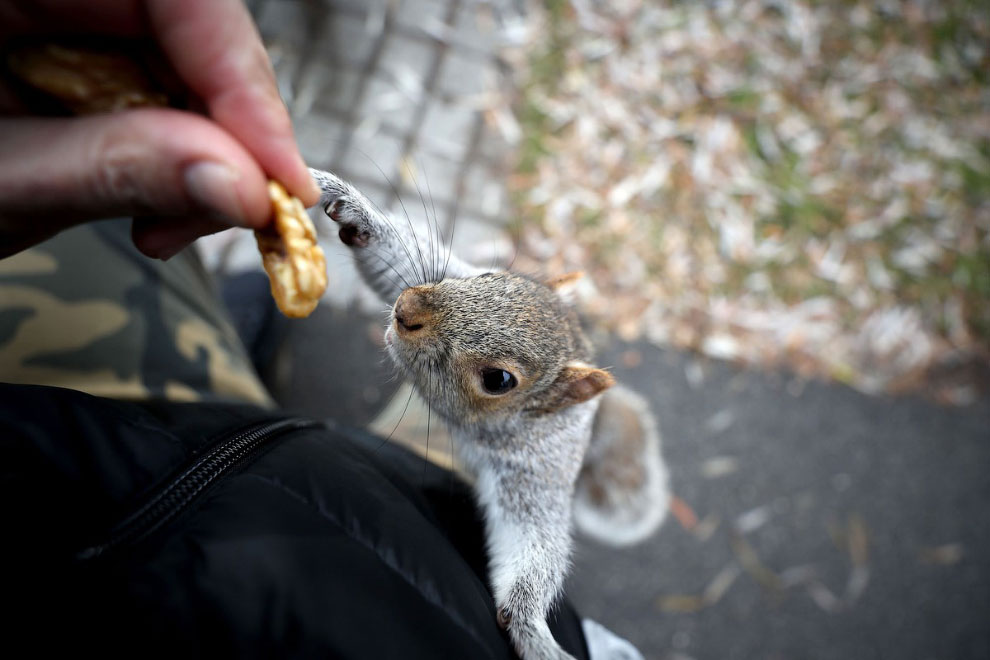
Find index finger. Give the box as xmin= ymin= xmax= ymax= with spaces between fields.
xmin=146 ymin=0 xmax=319 ymax=207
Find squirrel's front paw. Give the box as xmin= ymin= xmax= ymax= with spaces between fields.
xmin=497 ymin=603 xmax=575 ymax=660
xmin=311 ymin=168 xmax=378 ymax=248
xmin=324 ymin=197 xmax=374 ymax=248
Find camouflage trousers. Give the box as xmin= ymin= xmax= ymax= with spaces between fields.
xmin=0 ymin=219 xmax=272 ymax=407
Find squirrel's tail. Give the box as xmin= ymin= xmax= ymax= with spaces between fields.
xmin=573 ymin=385 xmax=670 ymax=546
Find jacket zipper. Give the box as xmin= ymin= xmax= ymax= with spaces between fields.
xmin=76 ymin=417 xmax=322 ymax=561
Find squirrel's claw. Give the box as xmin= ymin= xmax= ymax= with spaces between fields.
xmin=324 ymin=197 xmax=371 ymax=247
xmin=338 ymin=223 xmax=370 ymax=248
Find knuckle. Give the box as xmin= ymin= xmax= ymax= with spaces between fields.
xmin=89 ymin=121 xmax=160 ymax=215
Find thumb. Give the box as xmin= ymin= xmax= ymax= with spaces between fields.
xmin=0 ymin=108 xmax=271 ymax=257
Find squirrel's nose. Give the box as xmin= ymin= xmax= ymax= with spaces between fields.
xmin=394 ymin=287 xmax=432 ymax=335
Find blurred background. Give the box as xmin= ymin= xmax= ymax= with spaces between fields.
xmin=202 ymin=1 xmax=989 ymax=658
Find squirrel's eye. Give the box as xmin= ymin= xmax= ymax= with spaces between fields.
xmin=480 ymin=368 xmax=517 ymax=395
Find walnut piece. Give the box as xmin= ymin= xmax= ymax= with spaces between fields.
xmin=256 ymin=181 xmax=327 ymax=318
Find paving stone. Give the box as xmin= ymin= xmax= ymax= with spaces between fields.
xmin=461 ymin=162 xmax=510 ymax=221
xmin=255 ymin=0 xmax=311 ymax=42
xmin=269 ymin=44 xmax=304 ymax=109
xmin=308 ymin=66 xmax=366 ymax=118
xmin=435 ymin=48 xmax=496 ymax=100
xmin=240 ymin=0 xmax=517 ymax=307
xmin=294 ymin=113 xmax=346 ymax=168
xmin=476 ymin=121 xmax=512 ymax=166
xmin=401 ymin=149 xmax=463 ymax=207
xmin=392 ymin=0 xmax=454 ymax=35
xmin=313 ymin=10 xmax=384 ymax=69
xmin=450 ymin=2 xmax=501 ymax=53
xmin=448 ymin=215 xmax=515 ymax=268
xmin=375 ymin=32 xmax=437 ymax=101
xmin=337 ymin=132 xmax=407 ymax=186
xmin=360 ymin=74 xmax=421 ymax=135
xmin=419 ymin=98 xmax=477 ymax=160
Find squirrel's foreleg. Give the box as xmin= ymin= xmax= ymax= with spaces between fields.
xmin=474 ymin=464 xmax=578 ymax=660
xmin=310 ymin=167 xmax=487 ymax=304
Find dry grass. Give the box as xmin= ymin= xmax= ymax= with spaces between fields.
xmin=500 ymin=0 xmax=989 ymax=400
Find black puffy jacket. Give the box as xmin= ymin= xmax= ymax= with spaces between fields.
xmin=1 ymin=383 xmax=588 ymax=659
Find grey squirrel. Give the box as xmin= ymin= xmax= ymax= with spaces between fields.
xmin=310 ymin=168 xmax=669 ymax=660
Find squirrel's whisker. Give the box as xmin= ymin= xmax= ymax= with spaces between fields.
xmin=489 ymin=238 xmax=500 ymax=274
xmin=392 ymin=188 xmax=430 ymax=286
xmin=442 ymin=203 xmax=456 ymax=283
xmin=365 ymin=255 xmax=412 ymax=294
xmin=408 ymin=161 xmax=438 ymax=284
xmin=423 ymin=362 xmax=435 ymax=486
xmin=379 ymin=212 xmax=428 ymax=288
xmin=361 ymin=187 xmax=424 ymax=290
xmin=507 ymin=249 xmax=518 ymax=272
xmin=374 ymin=379 xmax=416 ymax=454
xmin=423 ymin=173 xmax=443 ymax=283
xmin=364 ymin=156 xmax=430 ymax=286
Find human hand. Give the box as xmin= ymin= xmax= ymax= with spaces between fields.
xmin=0 ymin=0 xmax=319 ymax=259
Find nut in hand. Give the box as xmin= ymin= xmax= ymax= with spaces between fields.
xmin=7 ymin=39 xmax=328 ymax=319
xmin=255 ymin=181 xmax=327 ymax=318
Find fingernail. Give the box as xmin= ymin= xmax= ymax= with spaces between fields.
xmin=183 ymin=162 xmax=245 ymax=223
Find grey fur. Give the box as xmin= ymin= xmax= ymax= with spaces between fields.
xmin=312 ymin=167 xmax=656 ymax=660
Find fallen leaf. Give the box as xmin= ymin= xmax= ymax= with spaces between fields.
xmin=669 ymin=496 xmax=700 ymax=532
xmin=702 ymin=563 xmax=742 ymax=605
xmin=701 ymin=456 xmax=739 ymax=479
xmin=656 ymin=594 xmax=707 ymax=614
xmin=704 ymin=409 xmax=735 ymax=434
xmin=692 ymin=513 xmax=721 ymax=542
xmin=806 ymin=581 xmax=843 ymax=613
xmin=730 ymin=532 xmax=783 ymax=592
xmin=847 ymin=513 xmax=870 ymax=566
xmin=919 ymin=544 xmax=965 ymax=565
xmin=734 ymin=505 xmax=772 ymax=534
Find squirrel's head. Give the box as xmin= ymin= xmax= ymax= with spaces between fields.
xmin=384 ymin=271 xmax=614 ymax=427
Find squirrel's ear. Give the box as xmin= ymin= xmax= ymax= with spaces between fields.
xmin=547 ymin=362 xmax=615 ymax=410
xmin=546 ymin=270 xmax=584 ymax=305
xmin=546 ymin=271 xmax=584 ymax=290
xmin=546 ymin=271 xmax=583 ymax=304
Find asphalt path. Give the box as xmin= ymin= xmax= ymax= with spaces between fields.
xmin=566 ymin=339 xmax=989 ymax=660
